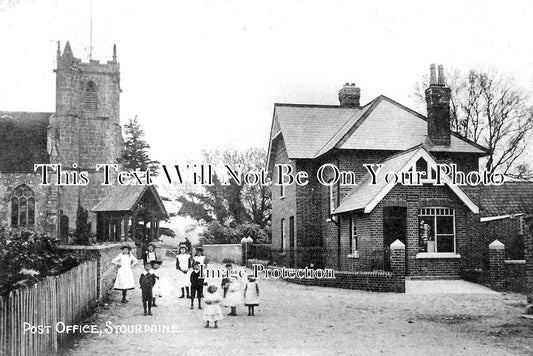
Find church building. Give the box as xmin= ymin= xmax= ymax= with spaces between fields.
xmin=0 ymin=42 xmax=167 ymax=242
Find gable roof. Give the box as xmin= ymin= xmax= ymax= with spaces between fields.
xmin=91 ymin=185 xmax=169 ymax=218
xmin=333 ymin=146 xmax=479 ymax=214
xmin=480 ymin=182 xmax=533 ymax=217
xmin=0 ymin=111 xmax=52 ymax=172
xmin=267 ymin=95 xmax=488 ymax=169
xmin=271 ymin=104 xmax=367 ymax=159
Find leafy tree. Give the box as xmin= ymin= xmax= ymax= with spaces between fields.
xmin=123 ymin=115 xmax=160 ymax=176
xmin=413 ymin=67 xmax=533 ymax=179
xmin=176 ymin=148 xmax=272 ymax=244
xmin=74 ymin=203 xmax=91 ymax=245
xmin=177 ymin=148 xmax=271 ymax=227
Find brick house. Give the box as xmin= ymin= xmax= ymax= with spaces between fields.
xmin=0 ymin=42 xmax=167 ymax=242
xmin=266 ymin=65 xmax=492 ymax=278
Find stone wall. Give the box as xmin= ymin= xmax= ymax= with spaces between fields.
xmin=58 ymin=243 xmax=126 ymax=299
xmin=203 ymin=244 xmax=242 ymax=265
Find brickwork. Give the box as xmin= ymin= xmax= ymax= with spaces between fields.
xmin=489 ymin=240 xmax=506 ymax=291
xmin=480 ymin=217 xmax=524 ymax=260
xmin=390 ymin=240 xmax=406 ymax=292
xmin=271 ymin=138 xmax=297 ymax=253
xmin=330 ymin=183 xmax=477 ymax=277
xmin=504 ymin=261 xmax=526 ymax=293
xmin=283 ymin=270 xmax=397 ymax=292
xmin=525 ymin=217 xmax=533 ymax=304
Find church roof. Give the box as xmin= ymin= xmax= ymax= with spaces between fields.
xmin=91 ymin=185 xmax=169 ymax=218
xmin=0 ymin=111 xmax=51 ymax=172
xmin=267 ymin=96 xmax=488 ymax=170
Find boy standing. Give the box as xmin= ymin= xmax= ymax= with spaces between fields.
xmin=190 ymin=262 xmax=205 ymax=309
xmin=140 ymin=263 xmax=156 ymax=316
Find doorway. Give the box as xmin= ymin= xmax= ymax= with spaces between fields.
xmin=383 ymin=206 xmax=407 ymax=273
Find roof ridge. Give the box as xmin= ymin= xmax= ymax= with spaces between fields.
xmin=274 ymin=103 xmax=352 ymax=108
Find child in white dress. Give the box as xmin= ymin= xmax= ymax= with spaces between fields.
xmin=244 ymin=275 xmax=260 ymax=316
xmin=224 ymin=276 xmax=242 ymax=316
xmin=149 ymin=260 xmax=162 ymax=307
xmin=203 ymin=285 xmax=223 ymax=328
xmin=111 ymin=245 xmax=138 ymax=303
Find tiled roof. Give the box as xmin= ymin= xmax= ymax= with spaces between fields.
xmin=333 ymin=146 xmax=479 ymax=214
xmin=91 ymin=185 xmax=169 ymax=218
xmin=480 ymin=182 xmax=533 ymax=217
xmin=273 ymin=104 xmax=364 ymax=159
xmin=0 ymin=111 xmax=51 ymax=172
xmin=338 ymin=97 xmax=486 ymax=154
xmin=269 ymin=96 xmax=488 ymax=163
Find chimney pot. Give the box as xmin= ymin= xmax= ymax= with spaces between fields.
xmin=437 ymin=64 xmax=446 ymax=85
xmin=429 ymin=64 xmax=437 ymax=85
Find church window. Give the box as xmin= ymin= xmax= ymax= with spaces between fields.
xmin=10 ymin=185 xmax=35 ymax=227
xmin=83 ymin=80 xmax=98 ymax=112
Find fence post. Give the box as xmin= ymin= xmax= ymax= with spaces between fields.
xmin=489 ymin=240 xmax=505 ymax=292
xmin=390 ymin=239 xmax=406 ymax=293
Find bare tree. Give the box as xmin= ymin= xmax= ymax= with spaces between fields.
xmin=412 ymin=67 xmax=533 ymax=178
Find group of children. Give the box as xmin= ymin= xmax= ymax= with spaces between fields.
xmin=111 ymin=243 xmax=260 ymax=327
xmin=111 ymin=243 xmax=162 ymax=315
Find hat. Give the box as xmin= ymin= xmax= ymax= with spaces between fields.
xmin=147 ymin=243 xmax=156 ymax=248
xmin=150 ymin=260 xmax=163 ymax=266
xmin=121 ymin=245 xmax=132 ymax=251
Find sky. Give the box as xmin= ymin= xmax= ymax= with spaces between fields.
xmin=1 ymin=0 xmax=533 ymax=165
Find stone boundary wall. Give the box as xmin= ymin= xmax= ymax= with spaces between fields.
xmin=203 ymin=244 xmax=242 ymax=264
xmin=58 ymin=243 xmax=128 ymax=299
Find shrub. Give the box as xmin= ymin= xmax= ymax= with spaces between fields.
xmin=199 ymin=221 xmax=271 ymax=245
xmin=249 ymin=244 xmax=272 ymax=261
xmin=0 ymin=227 xmax=81 ymax=294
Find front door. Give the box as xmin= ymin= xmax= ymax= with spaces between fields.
xmin=383 ymin=207 xmax=407 ymax=273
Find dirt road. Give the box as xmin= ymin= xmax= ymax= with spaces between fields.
xmin=62 ymin=258 xmax=533 ymax=356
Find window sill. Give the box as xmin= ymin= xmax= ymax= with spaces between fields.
xmin=416 ymin=252 xmax=461 ymax=259
xmin=347 ymin=252 xmax=359 ymax=259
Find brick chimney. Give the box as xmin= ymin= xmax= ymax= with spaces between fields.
xmin=339 ymin=83 xmax=360 ymax=107
xmin=425 ymin=64 xmax=451 ymax=146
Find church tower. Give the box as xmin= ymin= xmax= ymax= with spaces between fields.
xmin=49 ymin=41 xmax=124 ymax=231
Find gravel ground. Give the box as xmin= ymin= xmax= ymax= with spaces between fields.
xmin=61 ymin=258 xmax=533 ymax=356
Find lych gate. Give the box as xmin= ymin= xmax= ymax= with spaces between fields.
xmin=91 ymin=185 xmax=168 ymax=256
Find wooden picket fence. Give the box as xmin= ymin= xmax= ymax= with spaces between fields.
xmin=0 ymin=260 xmax=98 ymax=356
